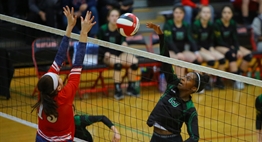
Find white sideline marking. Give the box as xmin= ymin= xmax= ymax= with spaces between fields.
xmin=0 ymin=112 xmax=86 ymax=142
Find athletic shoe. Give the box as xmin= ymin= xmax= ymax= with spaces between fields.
xmin=126 ymin=86 xmax=140 ymax=97
xmin=234 ymin=81 xmax=245 ymax=90
xmin=114 ymin=90 xmax=124 ymax=100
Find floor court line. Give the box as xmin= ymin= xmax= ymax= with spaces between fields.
xmin=202 ymin=132 xmax=256 ymax=141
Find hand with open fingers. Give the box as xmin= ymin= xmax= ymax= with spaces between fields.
xmin=80 ymin=11 xmax=96 ymax=34
xmin=63 ymin=6 xmax=77 ymax=29
xmin=146 ymin=22 xmax=163 ymax=35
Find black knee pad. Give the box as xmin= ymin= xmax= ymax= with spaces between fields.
xmin=207 ymin=60 xmax=215 ymax=66
xmin=243 ymin=54 xmax=252 ymax=62
xmin=218 ymin=58 xmax=226 ymax=65
xmin=225 ymin=51 xmax=237 ymax=62
xmin=130 ymin=63 xmax=139 ymax=70
xmin=114 ymin=63 xmax=122 ymax=71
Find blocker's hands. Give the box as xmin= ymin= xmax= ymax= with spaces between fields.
xmin=146 ymin=22 xmax=163 ymax=35
xmin=80 ymin=11 xmax=96 ymax=34
xmin=63 ymin=6 xmax=77 ymax=29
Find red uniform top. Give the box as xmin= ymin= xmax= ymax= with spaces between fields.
xmin=37 ymin=61 xmax=82 ymax=142
xmin=182 ymin=0 xmax=209 ymax=8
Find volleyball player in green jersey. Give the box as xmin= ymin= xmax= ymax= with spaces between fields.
xmin=256 ymin=94 xmax=262 ymax=142
xmin=97 ymin=9 xmax=140 ymax=100
xmin=192 ymin=6 xmax=226 ymax=90
xmin=213 ymin=5 xmax=252 ymax=90
xmin=146 ymin=23 xmax=209 ymax=142
xmin=73 ymin=106 xmax=120 ymax=142
xmin=163 ymin=5 xmax=202 ymax=78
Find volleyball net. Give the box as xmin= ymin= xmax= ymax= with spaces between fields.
xmin=0 ymin=14 xmax=262 ymax=142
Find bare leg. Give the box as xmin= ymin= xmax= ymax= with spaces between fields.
xmin=103 ymin=52 xmax=122 ymax=83
xmin=210 ymin=47 xmax=225 ymax=71
xmin=239 ymin=46 xmax=251 ymax=72
xmin=259 ymin=0 xmax=262 ymax=14
xmin=119 ymin=53 xmax=139 ymax=82
xmin=242 ymin=0 xmax=250 ymax=25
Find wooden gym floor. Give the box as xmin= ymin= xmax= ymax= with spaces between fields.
xmin=0 ymin=67 xmax=261 ymax=142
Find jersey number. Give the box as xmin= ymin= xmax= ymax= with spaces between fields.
xmin=38 ymin=104 xmax=58 ymax=123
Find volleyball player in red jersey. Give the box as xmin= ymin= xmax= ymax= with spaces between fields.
xmin=31 ymin=6 xmax=96 ymax=142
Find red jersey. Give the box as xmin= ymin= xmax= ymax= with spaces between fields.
xmin=182 ymin=0 xmax=209 ymax=8
xmin=37 ymin=61 xmax=82 ymax=141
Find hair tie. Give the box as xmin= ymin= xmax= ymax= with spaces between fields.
xmin=195 ymin=72 xmax=201 ymax=92
xmin=43 ymin=72 xmax=59 ymax=90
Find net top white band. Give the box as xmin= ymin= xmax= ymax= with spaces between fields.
xmin=1 ymin=14 xmax=261 ymax=87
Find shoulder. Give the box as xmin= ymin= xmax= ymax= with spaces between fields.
xmin=214 ymin=19 xmax=221 ymax=25
xmin=182 ymin=21 xmax=190 ymax=27
xmin=100 ymin=24 xmax=108 ymax=31
xmin=257 ymin=94 xmax=262 ymax=102
xmin=185 ymin=100 xmax=195 ymax=110
xmin=230 ymin=19 xmax=237 ymax=26
xmin=165 ymin=19 xmax=174 ymax=26
xmin=193 ymin=19 xmax=201 ymax=26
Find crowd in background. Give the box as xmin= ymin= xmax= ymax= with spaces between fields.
xmin=1 ymin=0 xmax=262 ymax=92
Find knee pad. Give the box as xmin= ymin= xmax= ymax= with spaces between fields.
xmin=130 ymin=63 xmax=139 ymax=70
xmin=114 ymin=63 xmax=122 ymax=71
xmin=218 ymin=58 xmax=226 ymax=65
xmin=225 ymin=51 xmax=237 ymax=62
xmin=243 ymin=54 xmax=252 ymax=62
xmin=207 ymin=60 xmax=215 ymax=66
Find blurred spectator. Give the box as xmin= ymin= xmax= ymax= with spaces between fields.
xmin=213 ymin=5 xmax=252 ymax=90
xmin=163 ymin=6 xmax=202 ymax=78
xmin=97 ymin=9 xmax=140 ymax=100
xmin=232 ymin=0 xmax=262 ymax=27
xmin=62 ymin=0 xmax=99 ymax=37
xmin=97 ymin=0 xmax=134 ymax=25
xmin=27 ymin=0 xmax=59 ymax=27
xmin=0 ymin=0 xmax=17 ymax=16
xmin=192 ymin=6 xmax=226 ymax=90
xmin=251 ymin=14 xmax=262 ymax=52
xmin=175 ymin=0 xmax=214 ymax=24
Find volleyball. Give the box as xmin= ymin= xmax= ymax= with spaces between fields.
xmin=116 ymin=13 xmax=140 ymax=37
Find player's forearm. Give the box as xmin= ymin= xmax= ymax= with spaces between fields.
xmin=79 ymin=32 xmax=88 ymax=43
xmin=65 ymin=26 xmax=73 ymax=38
xmin=111 ymin=126 xmax=119 ymax=134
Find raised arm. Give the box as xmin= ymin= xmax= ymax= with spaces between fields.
xmin=185 ymin=108 xmax=199 ymax=142
xmin=48 ymin=6 xmax=77 ymax=74
xmin=60 ymin=10 xmax=96 ymax=102
xmin=146 ymin=23 xmax=178 ymax=84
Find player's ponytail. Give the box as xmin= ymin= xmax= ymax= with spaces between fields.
xmin=194 ymin=72 xmax=210 ymax=93
xmin=31 ymin=75 xmax=58 ymax=117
